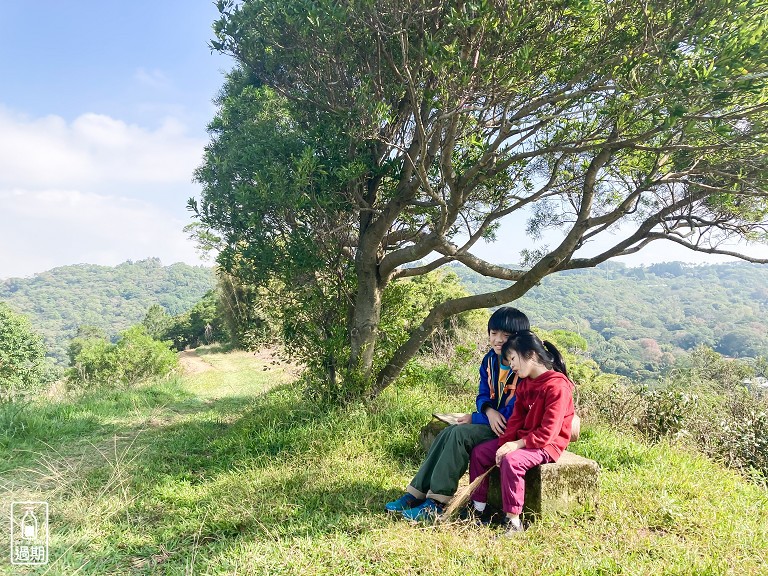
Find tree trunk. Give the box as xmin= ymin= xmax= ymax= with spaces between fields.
xmin=349 ymin=256 xmax=382 ymax=379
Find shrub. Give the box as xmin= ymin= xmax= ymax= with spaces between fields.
xmin=0 ymin=303 xmax=50 ymax=402
xmin=638 ymin=385 xmax=698 ymax=441
xmin=68 ymin=325 xmax=178 ymax=389
xmin=577 ymin=374 xmax=643 ymax=428
xmin=576 ymin=345 xmax=768 ymax=481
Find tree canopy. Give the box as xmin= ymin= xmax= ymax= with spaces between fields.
xmin=192 ymin=0 xmax=768 ymax=399
xmin=0 ymin=303 xmax=48 ymax=402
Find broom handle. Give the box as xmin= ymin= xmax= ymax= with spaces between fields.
xmin=443 ymin=465 xmax=497 ymax=517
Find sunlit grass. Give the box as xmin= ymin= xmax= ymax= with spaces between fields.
xmin=1 ymin=350 xmax=766 ymax=575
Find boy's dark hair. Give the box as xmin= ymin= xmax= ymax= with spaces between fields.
xmin=501 ymin=331 xmax=569 ymax=378
xmin=487 ymin=307 xmax=530 ymax=334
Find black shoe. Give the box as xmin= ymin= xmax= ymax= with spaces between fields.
xmin=458 ymin=505 xmax=494 ymax=525
xmin=500 ymin=517 xmax=525 ymax=537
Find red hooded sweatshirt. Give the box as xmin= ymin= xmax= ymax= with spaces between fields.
xmin=497 ymin=370 xmax=574 ymax=462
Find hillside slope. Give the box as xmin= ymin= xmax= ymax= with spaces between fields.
xmin=450 ymin=261 xmax=768 ymax=377
xmin=0 ymin=258 xmax=216 ymax=363
xmin=1 ymin=348 xmax=765 ymax=575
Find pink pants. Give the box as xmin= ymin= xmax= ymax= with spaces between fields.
xmin=469 ymin=438 xmax=552 ymax=515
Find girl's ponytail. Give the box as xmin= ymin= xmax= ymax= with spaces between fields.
xmin=542 ymin=340 xmax=568 ymax=379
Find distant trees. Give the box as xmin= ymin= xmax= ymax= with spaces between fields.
xmin=450 ymin=261 xmax=768 ymax=378
xmin=194 ymin=0 xmax=768 ymax=400
xmin=0 ymin=260 xmax=215 ymax=363
xmin=142 ymin=305 xmax=173 ymax=340
xmin=0 ymin=303 xmax=50 ymax=402
xmin=716 ymin=328 xmax=768 ymax=358
xmin=163 ymin=291 xmax=229 ymax=350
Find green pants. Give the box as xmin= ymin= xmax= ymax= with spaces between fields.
xmin=406 ymin=424 xmax=497 ymax=504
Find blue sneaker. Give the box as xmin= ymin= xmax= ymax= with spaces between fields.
xmin=384 ymin=493 xmax=424 ymax=513
xmin=401 ymin=498 xmax=444 ymax=522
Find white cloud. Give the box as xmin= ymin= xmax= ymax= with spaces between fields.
xmin=0 ymin=107 xmax=205 ymax=189
xmin=134 ymin=67 xmax=171 ymax=89
xmin=0 ymin=107 xmax=210 ymax=279
xmin=0 ymin=189 xmax=205 ymax=279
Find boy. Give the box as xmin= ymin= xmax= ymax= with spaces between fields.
xmin=384 ymin=306 xmax=529 ymax=521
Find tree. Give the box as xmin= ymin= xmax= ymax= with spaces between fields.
xmin=67 ymin=325 xmax=178 ymax=389
xmin=142 ymin=304 xmax=173 ymax=340
xmin=217 ymin=272 xmax=277 ymax=349
xmin=192 ymin=0 xmax=768 ymax=400
xmin=66 ymin=325 xmax=109 ymax=366
xmin=0 ymin=303 xmax=48 ymax=402
xmin=162 ymin=291 xmax=229 ymax=350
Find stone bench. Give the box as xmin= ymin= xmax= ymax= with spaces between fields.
xmin=420 ymin=413 xmax=599 ymax=518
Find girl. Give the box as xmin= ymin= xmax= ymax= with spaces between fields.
xmin=467 ymin=330 xmax=574 ymax=535
xmin=384 ymin=307 xmax=530 ymax=522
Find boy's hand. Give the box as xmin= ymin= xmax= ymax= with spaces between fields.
xmin=486 ymin=408 xmax=507 ymax=436
xmin=456 ymin=413 xmax=472 ymax=425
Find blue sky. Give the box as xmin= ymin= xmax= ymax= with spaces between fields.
xmin=0 ymin=1 xmax=231 ymax=279
xmin=0 ymin=2 xmax=765 ymax=280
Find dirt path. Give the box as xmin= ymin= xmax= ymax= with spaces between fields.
xmin=178 ymin=350 xmax=215 ymax=374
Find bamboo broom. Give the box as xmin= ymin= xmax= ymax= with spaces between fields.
xmin=443 ymin=466 xmax=497 ymax=517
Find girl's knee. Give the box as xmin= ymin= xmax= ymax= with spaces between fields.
xmin=500 ymin=454 xmax=529 ymax=474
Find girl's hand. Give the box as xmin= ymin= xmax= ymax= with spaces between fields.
xmin=495 ymin=440 xmax=524 ymax=465
xmin=485 ymin=408 xmax=507 ymax=436
xmin=456 ymin=413 xmax=472 ymax=425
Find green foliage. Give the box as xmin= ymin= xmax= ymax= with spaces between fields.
xmin=0 ymin=303 xmax=51 ymax=402
xmin=380 ymin=271 xmax=486 ymax=360
xmin=142 ymin=304 xmax=172 ymax=340
xmin=581 ymin=345 xmax=768 ymax=480
xmin=452 ymin=261 xmax=768 ymax=379
xmin=639 ymin=385 xmax=699 ymax=441
xmin=66 ymin=325 xmax=109 ymax=367
xmin=577 ymin=373 xmax=643 ymax=429
xmin=191 ymin=73 xmax=357 ymax=395
xmin=278 ymin=267 xmax=355 ymax=403
xmin=161 ymin=291 xmax=229 ymax=350
xmin=67 ymin=325 xmax=178 ymax=390
xmin=537 ymin=327 xmax=602 ymax=388
xmin=217 ymin=272 xmax=277 ymax=349
xmin=194 ymin=0 xmax=768 ymax=403
xmin=0 ymin=259 xmax=215 ymax=363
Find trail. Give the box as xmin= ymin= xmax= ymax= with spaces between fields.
xmin=178 ymin=349 xmax=215 ymax=374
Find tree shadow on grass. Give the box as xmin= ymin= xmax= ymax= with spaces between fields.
xmin=6 ymin=381 xmax=433 ymax=574
xmin=31 ymin=385 xmax=426 ymax=571
xmin=45 ymin=476 xmax=405 ymax=574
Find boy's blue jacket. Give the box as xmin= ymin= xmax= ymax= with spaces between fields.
xmin=471 ymin=349 xmax=518 ymax=425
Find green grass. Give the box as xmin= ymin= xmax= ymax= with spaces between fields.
xmin=2 ymin=349 xmax=767 ymax=575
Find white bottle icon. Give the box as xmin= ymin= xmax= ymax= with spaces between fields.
xmin=21 ymin=508 xmax=38 ymax=540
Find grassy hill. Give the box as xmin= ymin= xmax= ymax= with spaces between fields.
xmin=2 ymin=348 xmax=766 ymax=575
xmin=0 ymin=258 xmax=216 ymax=363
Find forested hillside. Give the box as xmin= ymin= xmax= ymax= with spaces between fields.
xmin=0 ymin=258 xmax=215 ymax=363
xmin=451 ymin=261 xmax=768 ymax=378
xmin=3 ymin=258 xmax=767 ymax=378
